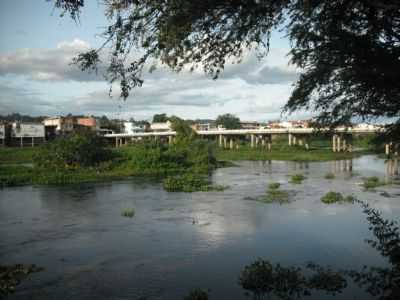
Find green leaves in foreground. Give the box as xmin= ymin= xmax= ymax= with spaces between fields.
xmin=0 ymin=264 xmax=44 ymax=296
xmin=183 ymin=288 xmax=209 ymax=300
xmin=239 ymin=259 xmax=346 ymax=299
xmin=163 ymin=174 xmax=228 ymax=192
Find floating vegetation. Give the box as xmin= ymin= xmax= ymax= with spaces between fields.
xmin=362 ymin=176 xmax=387 ymax=189
xmin=321 ymin=192 xmax=356 ymax=204
xmin=268 ymin=182 xmax=281 ymax=190
xmin=163 ymin=174 xmax=228 ymax=192
xmin=290 ymin=174 xmax=306 ymax=184
xmin=0 ymin=264 xmax=44 ymax=296
xmin=324 ymin=172 xmax=335 ymax=179
xmin=121 ymin=208 xmax=135 ymax=218
xmin=183 ymin=288 xmax=209 ymax=300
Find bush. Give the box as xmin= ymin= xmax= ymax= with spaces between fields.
xmin=34 ymin=132 xmax=113 ymax=170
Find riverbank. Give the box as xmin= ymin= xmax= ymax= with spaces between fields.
xmin=216 ymin=145 xmax=368 ymax=161
xmin=0 ymin=145 xmax=370 ymax=188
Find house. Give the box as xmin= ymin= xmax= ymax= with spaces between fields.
xmin=240 ymin=121 xmax=261 ymax=130
xmin=43 ymin=116 xmax=75 ymax=135
xmin=0 ymin=123 xmax=9 ymax=146
xmin=10 ymin=122 xmax=45 ymax=147
xmin=123 ymin=122 xmax=145 ymax=134
xmin=150 ymin=121 xmax=172 ymax=132
xmin=77 ymin=117 xmax=98 ymax=130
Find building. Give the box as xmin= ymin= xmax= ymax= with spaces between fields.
xmin=123 ymin=122 xmax=145 ymax=134
xmin=240 ymin=121 xmax=262 ymax=130
xmin=77 ymin=117 xmax=97 ymax=130
xmin=0 ymin=123 xmax=9 ymax=146
xmin=10 ymin=122 xmax=45 ymax=147
xmin=43 ymin=116 xmax=75 ymax=135
xmin=150 ymin=121 xmax=172 ymax=132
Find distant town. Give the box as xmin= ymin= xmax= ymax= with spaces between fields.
xmin=0 ymin=113 xmax=381 ymax=148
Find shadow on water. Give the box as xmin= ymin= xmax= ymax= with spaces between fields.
xmin=236 ymin=200 xmax=399 ymax=300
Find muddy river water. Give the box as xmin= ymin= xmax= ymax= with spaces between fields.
xmin=1 ymin=155 xmax=399 ymax=299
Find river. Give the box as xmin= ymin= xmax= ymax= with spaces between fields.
xmin=0 ymin=155 xmax=399 ymax=299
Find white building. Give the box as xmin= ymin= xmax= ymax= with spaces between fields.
xmin=11 ymin=122 xmax=45 ymax=147
xmin=0 ymin=124 xmax=6 ymax=146
xmin=150 ymin=121 xmax=172 ymax=132
xmin=123 ymin=122 xmax=145 ymax=134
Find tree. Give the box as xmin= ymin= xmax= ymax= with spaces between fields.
xmin=52 ymin=0 xmax=400 ymax=140
xmin=152 ymin=113 xmax=168 ymax=123
xmin=216 ymin=113 xmax=241 ymax=129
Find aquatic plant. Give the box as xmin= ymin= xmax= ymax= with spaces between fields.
xmin=163 ymin=174 xmax=227 ymax=192
xmin=0 ymin=264 xmax=44 ymax=296
xmin=324 ymin=172 xmax=335 ymax=179
xmin=121 ymin=208 xmax=135 ymax=218
xmin=183 ymin=288 xmax=209 ymax=300
xmin=290 ymin=174 xmax=306 ymax=184
xmin=362 ymin=176 xmax=386 ymax=189
xmin=321 ymin=192 xmax=356 ymax=204
xmin=268 ymin=182 xmax=281 ymax=190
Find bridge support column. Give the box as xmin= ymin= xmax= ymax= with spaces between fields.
xmin=292 ymin=135 xmax=297 ymax=146
xmin=219 ymin=135 xmax=223 ymax=147
xmin=305 ymin=137 xmax=310 ymax=150
xmin=223 ymin=136 xmax=227 ymax=149
xmin=298 ymin=137 xmax=303 ymax=146
xmin=261 ymin=137 xmax=265 ymax=148
xmin=251 ymin=134 xmax=255 ymax=148
xmin=385 ymin=143 xmax=391 ymax=156
xmin=255 ymin=136 xmax=259 ymax=148
xmin=168 ymin=135 xmax=173 ymax=144
xmin=288 ymin=133 xmax=292 ymax=146
xmin=229 ymin=139 xmax=233 ymax=150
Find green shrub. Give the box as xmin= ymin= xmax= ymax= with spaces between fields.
xmin=183 ymin=289 xmax=208 ymax=300
xmin=121 ymin=208 xmax=135 ymax=218
xmin=324 ymin=172 xmax=335 ymax=179
xmin=290 ymin=174 xmax=306 ymax=184
xmin=268 ymin=182 xmax=281 ymax=190
xmin=262 ymin=189 xmax=290 ymax=203
xmin=34 ymin=132 xmax=113 ymax=170
xmin=362 ymin=176 xmax=386 ymax=189
xmin=321 ymin=192 xmax=356 ymax=204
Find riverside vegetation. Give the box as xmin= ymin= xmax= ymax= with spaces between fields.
xmin=0 ymin=125 xmax=377 ymax=189
xmin=0 ymin=119 xmax=221 ymax=192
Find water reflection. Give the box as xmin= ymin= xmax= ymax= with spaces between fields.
xmin=385 ymin=159 xmax=399 ymax=177
xmin=239 ymin=201 xmax=400 ymax=300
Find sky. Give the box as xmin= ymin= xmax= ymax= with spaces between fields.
xmin=0 ymin=0 xmax=306 ymax=122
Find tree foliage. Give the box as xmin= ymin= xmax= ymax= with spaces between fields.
xmin=152 ymin=113 xmax=168 ymax=123
xmin=216 ymin=113 xmax=241 ymax=129
xmin=51 ymin=0 xmax=400 ymax=139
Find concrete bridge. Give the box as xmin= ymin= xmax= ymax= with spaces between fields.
xmin=105 ymin=127 xmax=397 ymax=155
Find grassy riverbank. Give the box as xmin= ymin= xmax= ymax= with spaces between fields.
xmin=216 ymin=145 xmax=366 ymax=161
xmin=0 ymin=139 xmax=371 ymax=188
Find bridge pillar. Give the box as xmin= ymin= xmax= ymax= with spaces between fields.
xmin=219 ymin=134 xmax=223 ymax=147
xmin=385 ymin=143 xmax=391 ymax=156
xmin=292 ymin=135 xmax=297 ymax=146
xmin=288 ymin=133 xmax=292 ymax=146
xmin=305 ymin=137 xmax=309 ymax=150
xmin=223 ymin=136 xmax=227 ymax=149
xmin=251 ymin=134 xmax=255 ymax=148
xmin=168 ymin=135 xmax=173 ymax=144
xmin=261 ymin=137 xmax=265 ymax=148
xmin=229 ymin=139 xmax=233 ymax=150
xmin=298 ymin=137 xmax=303 ymax=146
xmin=255 ymin=136 xmax=259 ymax=147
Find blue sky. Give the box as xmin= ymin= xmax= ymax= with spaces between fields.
xmin=0 ymin=0 xmax=303 ymax=121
